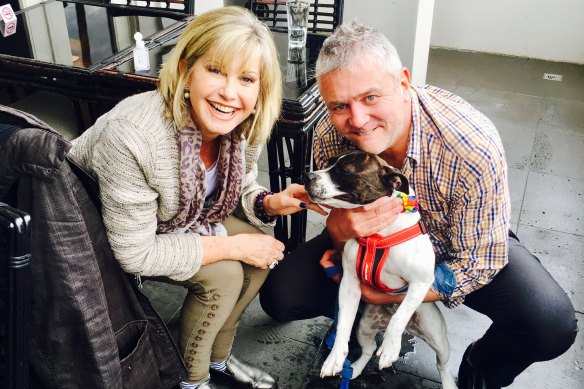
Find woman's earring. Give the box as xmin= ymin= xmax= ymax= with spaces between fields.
xmin=184 ymin=88 xmax=190 ymax=100
xmin=251 ymin=108 xmax=256 ymax=115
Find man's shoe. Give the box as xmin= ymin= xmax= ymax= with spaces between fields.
xmin=457 ymin=343 xmax=500 ymax=389
xmin=210 ymin=355 xmax=277 ymax=388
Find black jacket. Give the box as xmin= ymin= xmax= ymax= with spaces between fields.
xmin=0 ymin=105 xmax=186 ymax=388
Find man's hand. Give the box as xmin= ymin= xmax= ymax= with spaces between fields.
xmin=319 ymin=249 xmax=342 ymax=284
xmin=326 ymin=196 xmax=403 ymax=251
xmin=360 ymin=283 xmax=442 ymax=305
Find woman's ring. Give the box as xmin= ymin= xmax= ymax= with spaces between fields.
xmin=269 ymin=260 xmax=278 ymax=269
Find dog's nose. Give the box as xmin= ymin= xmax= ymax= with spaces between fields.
xmin=305 ymin=172 xmax=316 ymax=183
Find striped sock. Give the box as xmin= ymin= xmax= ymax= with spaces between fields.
xmin=179 ymin=375 xmax=210 ymax=389
xmin=209 ymin=359 xmax=227 ymax=372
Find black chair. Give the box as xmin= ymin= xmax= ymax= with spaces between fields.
xmin=0 ymin=203 xmax=31 ymax=389
xmin=103 ymin=0 xmax=195 ymax=15
xmin=248 ymin=0 xmax=344 ymax=34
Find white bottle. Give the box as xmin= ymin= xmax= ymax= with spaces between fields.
xmin=133 ymin=32 xmax=150 ymax=72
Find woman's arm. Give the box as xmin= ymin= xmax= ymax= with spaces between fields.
xmin=78 ymin=118 xmax=203 ymax=281
xmin=237 ymin=143 xmax=325 ymax=225
xmin=200 ymin=234 xmax=284 ymax=269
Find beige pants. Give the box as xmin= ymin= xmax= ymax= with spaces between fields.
xmin=161 ymin=216 xmax=269 ymax=382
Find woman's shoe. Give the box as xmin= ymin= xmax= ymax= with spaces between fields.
xmin=209 ymin=355 xmax=277 ymax=388
xmin=179 ymin=378 xmax=219 ymax=389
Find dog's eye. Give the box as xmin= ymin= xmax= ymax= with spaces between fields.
xmin=327 ymin=156 xmax=339 ymax=167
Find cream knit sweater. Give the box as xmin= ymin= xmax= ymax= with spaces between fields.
xmin=70 ymin=91 xmax=272 ymax=281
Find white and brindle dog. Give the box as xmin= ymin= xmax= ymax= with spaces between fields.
xmin=305 ymin=150 xmax=457 ymax=389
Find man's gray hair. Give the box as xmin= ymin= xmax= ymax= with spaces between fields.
xmin=315 ymin=21 xmax=403 ymax=80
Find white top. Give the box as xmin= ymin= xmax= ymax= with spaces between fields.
xmin=205 ymin=159 xmax=219 ymax=198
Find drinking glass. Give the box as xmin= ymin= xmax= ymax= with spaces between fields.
xmin=286 ymin=0 xmax=310 ymax=49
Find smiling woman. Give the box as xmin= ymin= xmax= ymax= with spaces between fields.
xmin=68 ymin=6 xmax=325 ymax=389
xmin=158 ymin=6 xmax=282 ymax=146
xmin=182 ymin=51 xmax=261 ymax=145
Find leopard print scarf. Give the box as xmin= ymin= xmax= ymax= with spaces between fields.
xmin=157 ymin=124 xmax=244 ymax=236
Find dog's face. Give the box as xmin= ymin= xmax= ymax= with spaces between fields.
xmin=305 ymin=150 xmax=409 ymax=208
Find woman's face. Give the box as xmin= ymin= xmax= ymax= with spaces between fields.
xmin=185 ymin=50 xmax=261 ymax=141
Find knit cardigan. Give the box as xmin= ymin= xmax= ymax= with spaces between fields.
xmin=70 ymin=91 xmax=273 ymax=281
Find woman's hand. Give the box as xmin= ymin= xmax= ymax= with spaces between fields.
xmin=229 ymin=234 xmax=286 ymax=269
xmin=326 ymin=196 xmax=403 ymax=251
xmin=264 ymin=183 xmax=327 ymax=216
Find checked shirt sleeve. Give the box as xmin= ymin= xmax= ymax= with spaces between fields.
xmin=436 ymin=144 xmax=511 ymax=308
xmin=410 ymin=85 xmax=512 ymax=308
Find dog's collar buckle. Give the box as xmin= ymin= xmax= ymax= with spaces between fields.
xmin=418 ymin=219 xmax=428 ymax=234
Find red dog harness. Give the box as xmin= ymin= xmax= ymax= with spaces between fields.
xmin=356 ymin=220 xmax=428 ymax=293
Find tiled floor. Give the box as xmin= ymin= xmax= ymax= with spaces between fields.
xmin=9 ymin=48 xmax=583 ymax=388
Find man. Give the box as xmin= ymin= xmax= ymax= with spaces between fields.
xmin=260 ymin=22 xmax=576 ymax=388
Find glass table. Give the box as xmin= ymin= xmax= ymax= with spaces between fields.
xmin=0 ymin=0 xmax=190 ymax=128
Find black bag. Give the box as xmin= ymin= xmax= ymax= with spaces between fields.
xmin=0 ymin=202 xmax=31 ymax=389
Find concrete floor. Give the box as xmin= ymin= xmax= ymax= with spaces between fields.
xmin=140 ymin=49 xmax=584 ymax=388
xmin=8 ymin=48 xmax=583 ymax=388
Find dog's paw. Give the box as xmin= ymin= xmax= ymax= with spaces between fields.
xmin=376 ymin=341 xmax=400 ymax=370
xmin=350 ymin=360 xmax=367 ymax=379
xmin=320 ymin=346 xmax=348 ymax=378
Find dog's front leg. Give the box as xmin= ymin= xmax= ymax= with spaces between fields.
xmin=377 ymin=281 xmax=431 ymax=369
xmin=320 ymin=251 xmax=361 ymax=378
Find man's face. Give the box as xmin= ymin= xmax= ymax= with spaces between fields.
xmin=319 ymin=59 xmax=412 ymax=157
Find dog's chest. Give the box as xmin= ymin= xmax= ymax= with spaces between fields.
xmin=345 ymin=218 xmax=435 ymax=290
xmin=345 ymin=239 xmax=412 ymax=291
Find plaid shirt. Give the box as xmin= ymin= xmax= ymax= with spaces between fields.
xmin=313 ymin=85 xmax=511 ymax=308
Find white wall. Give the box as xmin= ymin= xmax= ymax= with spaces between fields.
xmin=431 ymin=0 xmax=584 ymax=64
xmin=343 ymin=0 xmax=435 ymax=85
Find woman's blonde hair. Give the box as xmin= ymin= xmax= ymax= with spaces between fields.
xmin=158 ymin=7 xmax=282 ymax=145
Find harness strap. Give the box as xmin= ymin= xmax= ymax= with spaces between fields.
xmin=356 ymin=220 xmax=428 ymax=292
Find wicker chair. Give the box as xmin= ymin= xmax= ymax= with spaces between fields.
xmin=248 ymin=0 xmax=343 ymax=34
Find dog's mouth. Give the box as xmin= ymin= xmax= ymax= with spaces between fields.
xmin=306 ymin=192 xmax=353 ymax=205
xmin=333 ymin=193 xmax=356 ymax=203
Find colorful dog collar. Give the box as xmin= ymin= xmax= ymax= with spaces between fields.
xmin=395 ymin=191 xmax=419 ymax=213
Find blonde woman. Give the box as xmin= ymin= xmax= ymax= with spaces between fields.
xmin=70 ymin=7 xmax=325 ymax=389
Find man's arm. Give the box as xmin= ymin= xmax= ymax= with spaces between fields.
xmin=437 ymin=163 xmax=510 ymax=307
xmin=360 ymin=284 xmax=442 ymax=304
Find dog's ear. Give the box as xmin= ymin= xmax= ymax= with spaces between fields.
xmin=327 ymin=149 xmax=361 ymax=168
xmin=380 ymin=166 xmax=410 ymax=195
